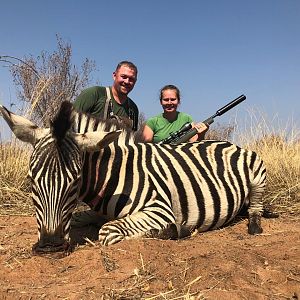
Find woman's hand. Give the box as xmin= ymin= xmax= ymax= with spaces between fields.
xmin=189 ymin=122 xmax=209 ymax=142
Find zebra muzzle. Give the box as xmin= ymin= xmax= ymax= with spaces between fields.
xmin=32 ymin=240 xmax=71 ymax=257
xmin=32 ymin=225 xmax=71 ymax=256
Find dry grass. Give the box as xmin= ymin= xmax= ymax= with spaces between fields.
xmin=100 ymin=252 xmax=207 ymax=300
xmin=233 ymin=109 xmax=300 ymax=215
xmin=252 ymin=137 xmax=300 ymax=215
xmin=0 ymin=140 xmax=33 ymax=215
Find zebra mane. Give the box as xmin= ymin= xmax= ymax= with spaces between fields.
xmin=49 ymin=101 xmax=145 ymax=145
xmin=50 ymin=101 xmax=74 ymax=141
xmin=71 ymin=106 xmax=145 ymax=145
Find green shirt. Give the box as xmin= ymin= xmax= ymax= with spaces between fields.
xmin=73 ymin=86 xmax=139 ymax=131
xmin=146 ymin=112 xmax=193 ymax=143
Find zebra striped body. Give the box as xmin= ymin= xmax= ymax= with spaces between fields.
xmin=77 ymin=140 xmax=265 ymax=245
xmin=0 ymin=101 xmax=265 ymax=252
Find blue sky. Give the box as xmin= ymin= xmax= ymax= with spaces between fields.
xmin=0 ymin=0 xmax=299 ymax=136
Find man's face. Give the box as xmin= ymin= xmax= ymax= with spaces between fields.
xmin=113 ymin=65 xmax=137 ymax=95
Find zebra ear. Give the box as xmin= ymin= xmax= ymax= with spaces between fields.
xmin=73 ymin=130 xmax=122 ymax=152
xmin=0 ymin=104 xmax=49 ymax=145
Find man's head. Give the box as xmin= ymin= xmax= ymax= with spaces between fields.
xmin=112 ymin=61 xmax=138 ymax=98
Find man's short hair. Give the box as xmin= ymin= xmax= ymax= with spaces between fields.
xmin=116 ymin=61 xmax=138 ymax=75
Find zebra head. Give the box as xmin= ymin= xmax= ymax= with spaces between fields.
xmin=0 ymin=102 xmax=120 ymax=255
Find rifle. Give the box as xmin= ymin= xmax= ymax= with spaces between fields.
xmin=159 ymin=94 xmax=246 ymax=145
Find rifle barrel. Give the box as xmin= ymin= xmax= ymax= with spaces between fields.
xmin=215 ymin=94 xmax=246 ymax=117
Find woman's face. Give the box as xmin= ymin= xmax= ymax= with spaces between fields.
xmin=161 ymin=89 xmax=179 ymax=113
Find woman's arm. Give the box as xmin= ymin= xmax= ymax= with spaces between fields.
xmin=142 ymin=124 xmax=154 ymax=142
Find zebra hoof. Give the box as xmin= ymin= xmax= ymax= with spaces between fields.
xmin=248 ymin=224 xmax=263 ymax=235
xmin=248 ymin=214 xmax=263 ymax=235
xmin=147 ymin=224 xmax=179 ymax=240
xmin=262 ymin=206 xmax=279 ymax=218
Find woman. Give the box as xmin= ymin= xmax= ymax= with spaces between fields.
xmin=143 ymin=84 xmax=208 ymax=143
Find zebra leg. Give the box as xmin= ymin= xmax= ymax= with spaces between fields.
xmin=247 ymin=195 xmax=264 ymax=235
xmin=248 ymin=212 xmax=263 ymax=234
xmin=247 ymin=162 xmax=267 ymax=234
xmin=146 ymin=224 xmax=195 ymax=240
xmin=98 ymin=211 xmax=175 ymax=246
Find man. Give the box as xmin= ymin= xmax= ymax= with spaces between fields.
xmin=71 ymin=61 xmax=139 ymax=228
xmin=73 ymin=60 xmax=139 ymax=131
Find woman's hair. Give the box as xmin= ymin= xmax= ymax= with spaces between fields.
xmin=159 ymin=85 xmax=181 ymax=103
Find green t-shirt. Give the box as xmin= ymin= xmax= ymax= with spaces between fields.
xmin=146 ymin=112 xmax=193 ymax=143
xmin=73 ymin=86 xmax=139 ymax=131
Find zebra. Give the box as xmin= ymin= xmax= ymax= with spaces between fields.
xmin=0 ymin=101 xmax=270 ymax=254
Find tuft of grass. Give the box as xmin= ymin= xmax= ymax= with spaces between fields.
xmin=233 ymin=109 xmax=300 ymax=215
xmin=0 ymin=140 xmax=34 ymax=215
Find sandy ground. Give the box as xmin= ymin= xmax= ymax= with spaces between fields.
xmin=0 ymin=214 xmax=299 ymax=300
